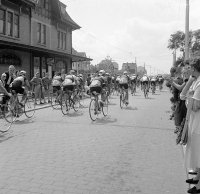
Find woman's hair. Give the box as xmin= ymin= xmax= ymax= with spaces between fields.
xmin=190 ymin=58 xmax=200 ymax=72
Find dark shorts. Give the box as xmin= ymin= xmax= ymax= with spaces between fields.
xmin=63 ymin=85 xmax=74 ymax=92
xmin=53 ymin=86 xmax=61 ymax=93
xmin=142 ymin=81 xmax=148 ymax=85
xmin=131 ymin=80 xmax=136 ymax=84
xmin=11 ymin=86 xmax=24 ymax=94
xmin=151 ymin=81 xmax=156 ymax=86
xmin=119 ymin=83 xmax=128 ymax=90
xmin=90 ymin=86 xmax=102 ymax=94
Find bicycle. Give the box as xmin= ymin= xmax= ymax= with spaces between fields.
xmin=0 ymin=94 xmax=14 ymax=133
xmin=60 ymin=89 xmax=79 ymax=115
xmin=10 ymin=90 xmax=36 ymax=119
xmin=50 ymin=88 xmax=62 ymax=110
xmin=119 ymin=86 xmax=128 ymax=109
xmin=89 ymin=91 xmax=108 ymax=121
xmin=143 ymin=83 xmax=149 ymax=98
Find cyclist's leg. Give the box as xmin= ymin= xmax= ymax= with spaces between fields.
xmin=125 ymin=84 xmax=129 ymax=104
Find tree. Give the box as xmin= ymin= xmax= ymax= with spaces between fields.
xmin=191 ymin=29 xmax=200 ymax=54
xmin=167 ymin=31 xmax=185 ymax=52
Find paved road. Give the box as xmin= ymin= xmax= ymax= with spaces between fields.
xmin=0 ymin=87 xmax=188 ymax=194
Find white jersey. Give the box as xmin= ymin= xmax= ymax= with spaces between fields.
xmin=62 ymin=75 xmax=76 ymax=86
xmin=52 ymin=75 xmax=62 ymax=86
xmin=141 ymin=76 xmax=149 ymax=82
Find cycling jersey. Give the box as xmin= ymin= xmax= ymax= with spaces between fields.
xmin=119 ymin=75 xmax=129 ymax=84
xmin=52 ymin=75 xmax=62 ymax=86
xmin=90 ymin=76 xmax=104 ymax=87
xmin=62 ymin=75 xmax=76 ymax=86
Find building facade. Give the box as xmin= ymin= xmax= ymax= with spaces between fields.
xmin=72 ymin=49 xmax=91 ymax=74
xmin=121 ymin=62 xmax=137 ymax=74
xmin=0 ymin=0 xmax=91 ymax=79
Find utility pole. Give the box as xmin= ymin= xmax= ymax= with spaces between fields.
xmin=185 ymin=0 xmax=190 ymax=61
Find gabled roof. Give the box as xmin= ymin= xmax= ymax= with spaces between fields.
xmin=59 ymin=1 xmax=81 ymax=30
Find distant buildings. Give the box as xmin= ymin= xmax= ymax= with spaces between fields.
xmin=137 ymin=66 xmax=147 ymax=76
xmin=97 ymin=56 xmax=119 ymax=74
xmin=72 ymin=49 xmax=91 ymax=74
xmin=121 ymin=62 xmax=137 ymax=74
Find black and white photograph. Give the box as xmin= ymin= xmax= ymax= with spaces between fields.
xmin=0 ymin=0 xmax=200 ymax=193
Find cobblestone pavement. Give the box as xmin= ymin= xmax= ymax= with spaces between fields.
xmin=0 ymin=88 xmax=188 ymax=194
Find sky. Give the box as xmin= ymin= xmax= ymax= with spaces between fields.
xmin=60 ymin=0 xmax=200 ymax=74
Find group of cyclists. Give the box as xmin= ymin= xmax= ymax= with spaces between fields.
xmin=0 ymin=65 xmax=165 ymax=122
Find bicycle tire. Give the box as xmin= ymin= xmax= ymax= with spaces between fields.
xmin=72 ymin=95 xmax=79 ymax=112
xmin=89 ymin=98 xmax=98 ymax=121
xmin=2 ymin=103 xmax=15 ymax=123
xmin=120 ymin=93 xmax=125 ymax=109
xmin=102 ymin=97 xmax=108 ymax=116
xmin=50 ymin=93 xmax=60 ymax=109
xmin=61 ymin=93 xmax=69 ymax=115
xmin=24 ymin=96 xmax=36 ymax=118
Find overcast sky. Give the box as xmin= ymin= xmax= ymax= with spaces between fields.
xmin=60 ymin=0 xmax=200 ymax=74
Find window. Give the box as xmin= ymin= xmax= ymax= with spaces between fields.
xmin=37 ymin=23 xmax=46 ymax=45
xmin=7 ymin=12 xmax=13 ymax=36
xmin=0 ymin=9 xmax=5 ymax=34
xmin=14 ymin=14 xmax=19 ymax=38
xmin=57 ymin=31 xmax=60 ymax=48
xmin=41 ymin=0 xmax=48 ymax=9
xmin=63 ymin=33 xmax=66 ymax=50
xmin=57 ymin=31 xmax=67 ymax=50
xmin=37 ymin=23 xmax=41 ymax=43
xmin=41 ymin=24 xmax=46 ymax=44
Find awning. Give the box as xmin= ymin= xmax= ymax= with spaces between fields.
xmin=0 ymin=40 xmax=92 ymax=62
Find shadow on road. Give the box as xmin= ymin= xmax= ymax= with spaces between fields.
xmin=14 ymin=118 xmax=35 ymax=125
xmin=63 ymin=111 xmax=84 ymax=117
xmin=123 ymin=106 xmax=138 ymax=111
xmin=0 ymin=135 xmax=14 ymax=143
xmin=108 ymin=102 xmax=117 ymax=106
xmin=92 ymin=116 xmax=117 ymax=125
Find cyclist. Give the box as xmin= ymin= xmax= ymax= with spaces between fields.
xmin=105 ymin=72 xmax=112 ymax=96
xmin=157 ymin=75 xmax=164 ymax=91
xmin=52 ymin=72 xmax=63 ymax=102
xmin=150 ymin=76 xmax=157 ymax=94
xmin=130 ymin=74 xmax=137 ymax=95
xmin=0 ymin=73 xmax=12 ymax=108
xmin=119 ymin=71 xmax=130 ymax=105
xmin=62 ymin=70 xmax=77 ymax=94
xmin=141 ymin=74 xmax=150 ymax=92
xmin=89 ymin=71 xmax=105 ymax=109
xmin=10 ymin=70 xmax=31 ymax=106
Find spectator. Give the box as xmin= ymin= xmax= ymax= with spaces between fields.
xmin=42 ymin=72 xmax=51 ymax=103
xmin=180 ymin=58 xmax=200 ymax=193
xmin=4 ymin=65 xmax=16 ymax=92
xmin=30 ymin=72 xmax=43 ymax=105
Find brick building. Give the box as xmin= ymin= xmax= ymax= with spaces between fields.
xmin=0 ymin=0 xmax=91 ymax=79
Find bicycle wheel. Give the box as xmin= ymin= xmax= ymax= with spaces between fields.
xmin=89 ymin=99 xmax=98 ymax=121
xmin=72 ymin=95 xmax=79 ymax=112
xmin=50 ymin=92 xmax=60 ymax=109
xmin=61 ymin=93 xmax=69 ymax=115
xmin=2 ymin=103 xmax=15 ymax=123
xmin=102 ymin=97 xmax=108 ymax=116
xmin=120 ymin=93 xmax=125 ymax=109
xmin=24 ymin=96 xmax=36 ymax=118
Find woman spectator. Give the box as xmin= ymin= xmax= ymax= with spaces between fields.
xmin=30 ymin=72 xmax=44 ymax=105
xmin=180 ymin=58 xmax=200 ymax=193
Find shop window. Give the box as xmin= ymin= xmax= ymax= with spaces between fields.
xmin=0 ymin=9 xmax=5 ymax=34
